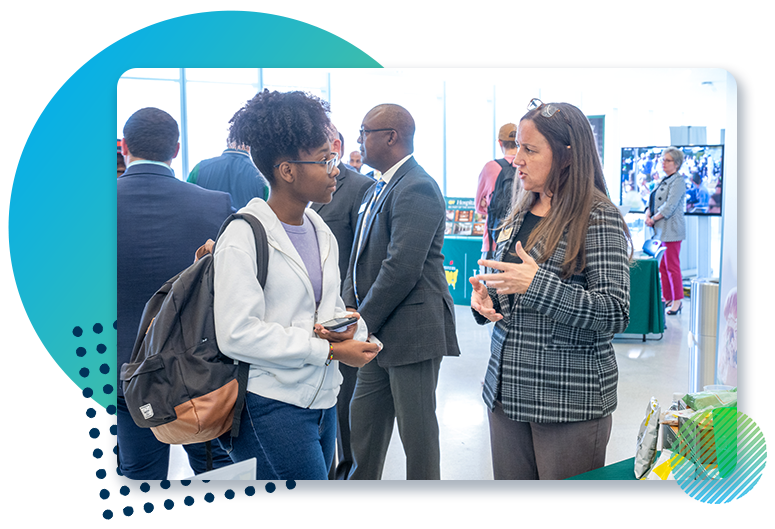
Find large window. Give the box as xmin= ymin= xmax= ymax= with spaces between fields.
xmin=117 ymin=68 xmax=729 ymax=277
xmin=327 ymin=69 xmax=445 ymax=189
xmin=117 ymin=72 xmax=183 ymax=177
xmin=184 ymin=70 xmax=260 ymax=175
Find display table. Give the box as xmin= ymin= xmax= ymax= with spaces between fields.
xmin=566 ymin=457 xmax=637 ymax=480
xmin=442 ymin=243 xmax=666 ymax=339
xmin=623 ymin=257 xmax=665 ymax=339
xmin=442 ymin=235 xmax=482 ymax=305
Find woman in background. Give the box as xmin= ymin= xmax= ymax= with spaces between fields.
xmin=471 ymin=100 xmax=631 ymax=480
xmin=645 ymin=146 xmax=686 ymax=315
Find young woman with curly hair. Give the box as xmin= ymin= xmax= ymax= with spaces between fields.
xmin=213 ymin=90 xmax=380 ymax=479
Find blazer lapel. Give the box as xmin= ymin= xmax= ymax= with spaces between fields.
xmin=359 ymin=157 xmax=417 ymax=252
xmin=495 ymin=210 xmax=528 ymax=320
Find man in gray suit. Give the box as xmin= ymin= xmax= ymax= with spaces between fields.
xmin=310 ymin=124 xmax=374 ymax=479
xmin=342 ymin=104 xmax=460 ymax=480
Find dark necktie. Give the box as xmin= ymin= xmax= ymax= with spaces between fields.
xmin=353 ymin=179 xmax=386 ymax=305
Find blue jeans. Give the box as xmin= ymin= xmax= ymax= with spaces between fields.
xmin=217 ymin=392 xmax=336 ymax=480
xmin=117 ymin=396 xmax=233 ymax=479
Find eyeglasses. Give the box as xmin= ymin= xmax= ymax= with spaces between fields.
xmin=527 ymin=98 xmax=560 ymax=118
xmin=274 ymin=152 xmax=339 ymax=175
xmin=358 ymin=126 xmax=394 ymax=139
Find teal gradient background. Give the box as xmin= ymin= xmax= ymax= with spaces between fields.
xmin=8 ymin=11 xmax=379 ymax=409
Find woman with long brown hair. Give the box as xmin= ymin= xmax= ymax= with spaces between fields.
xmin=471 ymin=99 xmax=632 ymax=480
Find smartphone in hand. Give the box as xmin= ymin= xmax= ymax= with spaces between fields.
xmin=319 ymin=316 xmax=358 ymax=332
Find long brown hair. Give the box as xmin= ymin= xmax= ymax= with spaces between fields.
xmin=504 ymin=102 xmax=631 ymax=278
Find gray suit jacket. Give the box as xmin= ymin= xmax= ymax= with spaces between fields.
xmin=310 ymin=162 xmax=374 ymax=286
xmin=342 ymin=156 xmax=460 ymax=367
xmin=650 ymin=172 xmax=686 ymax=242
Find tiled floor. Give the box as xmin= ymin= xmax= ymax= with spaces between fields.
xmin=169 ymin=301 xmax=691 ymax=480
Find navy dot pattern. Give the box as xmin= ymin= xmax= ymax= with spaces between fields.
xmin=102 ymin=406 xmax=298 ymax=509
xmin=71 ymin=321 xmax=115 ymax=409
xmin=94 ymin=332 xmax=300 ymax=509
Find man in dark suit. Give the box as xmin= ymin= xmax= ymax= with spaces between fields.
xmin=117 ymin=107 xmax=234 ymax=479
xmin=310 ymin=124 xmax=373 ymax=480
xmin=343 ymin=104 xmax=460 ymax=480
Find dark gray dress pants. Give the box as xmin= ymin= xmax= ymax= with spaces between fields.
xmin=348 ymin=356 xmax=443 ymax=480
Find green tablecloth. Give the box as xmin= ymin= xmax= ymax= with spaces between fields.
xmin=566 ymin=457 xmax=638 ymax=480
xmin=624 ymin=258 xmax=665 ymax=336
xmin=442 ymin=236 xmax=482 ymax=305
xmin=442 ymin=242 xmax=665 ymax=340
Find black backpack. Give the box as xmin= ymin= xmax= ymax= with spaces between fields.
xmin=120 ymin=212 xmax=268 ymax=446
xmin=486 ymin=158 xmax=517 ymax=251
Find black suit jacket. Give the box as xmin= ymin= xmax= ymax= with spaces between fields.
xmin=117 ymin=163 xmax=232 ymax=394
xmin=310 ymin=162 xmax=374 ymax=287
xmin=342 ymin=157 xmax=460 ymax=367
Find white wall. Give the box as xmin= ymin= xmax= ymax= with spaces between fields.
xmin=118 ymin=67 xmax=731 ymax=276
xmin=119 ymin=67 xmax=730 ymax=203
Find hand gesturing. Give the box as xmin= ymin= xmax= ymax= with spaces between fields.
xmin=475 ymin=241 xmax=539 ymax=295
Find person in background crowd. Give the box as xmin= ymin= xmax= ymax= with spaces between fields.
xmin=343 ymin=103 xmax=460 ymax=480
xmin=117 ymin=139 xmax=126 ymax=178
xmin=471 ymin=99 xmax=631 ymax=480
xmin=117 ymin=107 xmax=234 ymax=479
xmin=309 ymin=123 xmax=374 ymax=479
xmin=475 ymin=123 xmax=518 ymax=268
xmin=188 ymin=136 xmax=268 ymax=211
xmin=337 ymin=131 xmax=358 ymax=172
xmin=213 ymin=90 xmax=380 ymax=480
xmin=645 ymin=146 xmax=686 ymax=315
xmin=709 ymin=181 xmax=722 ymax=214
xmin=686 ymin=171 xmax=710 ymax=212
xmin=349 ymin=150 xmax=363 ymax=173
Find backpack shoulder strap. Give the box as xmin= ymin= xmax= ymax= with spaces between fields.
xmin=494 ymin=157 xmax=510 ymax=171
xmin=230 ymin=360 xmax=250 ymax=438
xmin=212 ymin=212 xmax=268 ymax=439
xmin=214 ymin=213 xmax=269 ymax=288
xmin=494 ymin=157 xmax=515 ymax=177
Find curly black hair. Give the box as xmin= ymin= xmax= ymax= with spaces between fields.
xmin=228 ymin=90 xmax=332 ymax=183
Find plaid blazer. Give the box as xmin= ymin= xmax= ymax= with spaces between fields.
xmin=475 ymin=201 xmax=630 ymax=423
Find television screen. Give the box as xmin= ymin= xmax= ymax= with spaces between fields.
xmin=620 ymin=145 xmax=724 ymax=216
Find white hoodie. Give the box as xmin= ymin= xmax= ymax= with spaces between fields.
xmin=213 ymin=198 xmax=366 ymax=409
